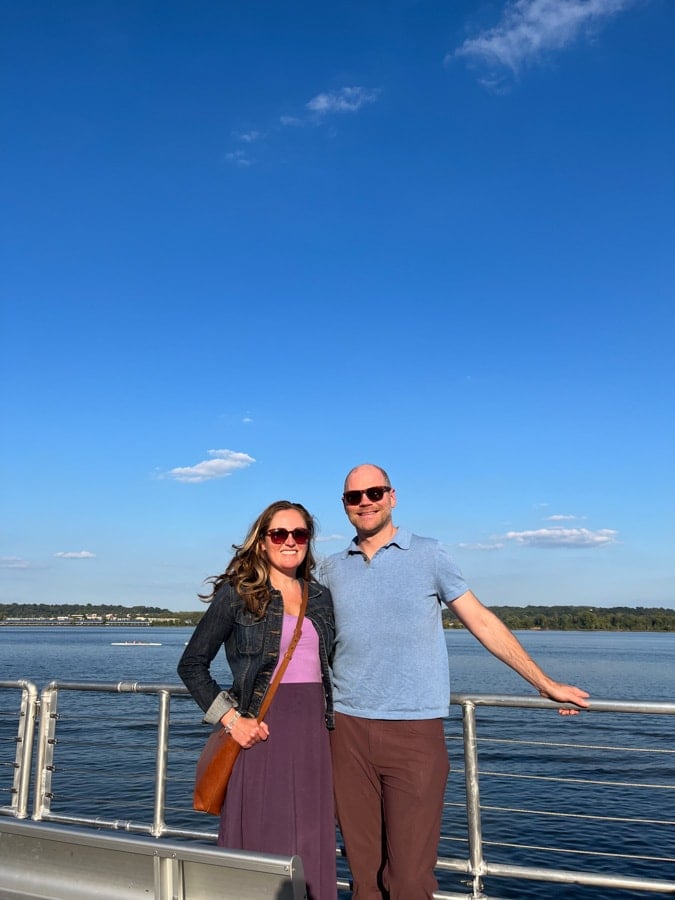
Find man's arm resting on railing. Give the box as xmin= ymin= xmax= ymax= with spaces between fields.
xmin=450 ymin=590 xmax=591 ymax=715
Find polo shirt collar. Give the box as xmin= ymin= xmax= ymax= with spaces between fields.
xmin=343 ymin=526 xmax=412 ymax=557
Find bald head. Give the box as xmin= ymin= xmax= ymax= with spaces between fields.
xmin=343 ymin=463 xmax=391 ymax=494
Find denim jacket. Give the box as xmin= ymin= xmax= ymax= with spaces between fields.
xmin=177 ymin=578 xmax=335 ymax=729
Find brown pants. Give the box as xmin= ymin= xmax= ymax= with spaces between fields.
xmin=330 ymin=712 xmax=450 ymax=900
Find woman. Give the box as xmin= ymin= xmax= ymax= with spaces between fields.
xmin=178 ymin=500 xmax=336 ymax=900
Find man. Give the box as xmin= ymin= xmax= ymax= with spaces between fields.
xmin=318 ymin=463 xmax=590 ymax=900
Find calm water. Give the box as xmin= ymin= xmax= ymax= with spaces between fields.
xmin=1 ymin=626 xmax=674 ymax=899
xmin=4 ymin=625 xmax=673 ymax=698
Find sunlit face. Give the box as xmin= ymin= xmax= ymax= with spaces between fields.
xmin=261 ymin=509 xmax=310 ymax=578
xmin=342 ymin=465 xmax=396 ymax=538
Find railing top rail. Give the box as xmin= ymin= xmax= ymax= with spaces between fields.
xmin=42 ymin=680 xmax=191 ymax=695
xmin=32 ymin=682 xmax=675 ymax=714
xmin=0 ymin=679 xmax=39 ymax=697
xmin=450 ymin=693 xmax=675 ymax=715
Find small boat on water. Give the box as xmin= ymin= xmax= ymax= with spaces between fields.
xmin=110 ymin=640 xmax=162 ymax=646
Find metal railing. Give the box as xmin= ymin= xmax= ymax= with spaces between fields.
xmin=442 ymin=694 xmax=675 ymax=898
xmin=1 ymin=680 xmax=673 ymax=899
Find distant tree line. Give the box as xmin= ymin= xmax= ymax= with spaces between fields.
xmin=0 ymin=603 xmax=173 ymax=619
xmin=443 ymin=605 xmax=675 ymax=632
xmin=2 ymin=603 xmax=674 ymax=631
xmin=0 ymin=603 xmax=192 ymax=625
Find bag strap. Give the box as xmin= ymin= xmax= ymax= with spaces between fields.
xmin=257 ymin=580 xmax=309 ymax=721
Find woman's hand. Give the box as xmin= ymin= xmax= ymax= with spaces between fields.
xmin=220 ymin=710 xmax=270 ymax=748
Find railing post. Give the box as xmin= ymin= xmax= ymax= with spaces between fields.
xmin=152 ymin=689 xmax=171 ymax=838
xmin=461 ymin=700 xmax=486 ymax=898
xmin=1 ymin=681 xmax=39 ymax=819
xmin=33 ymin=684 xmax=58 ymax=821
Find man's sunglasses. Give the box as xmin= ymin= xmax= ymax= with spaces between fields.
xmin=342 ymin=486 xmax=391 ymax=506
xmin=265 ymin=528 xmax=311 ymax=545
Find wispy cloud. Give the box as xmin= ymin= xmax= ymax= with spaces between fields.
xmin=225 ymin=149 xmax=253 ymax=168
xmin=452 ymin=0 xmax=636 ymax=84
xmin=545 ymin=513 xmax=581 ymax=521
xmin=305 ymin=86 xmax=381 ymax=116
xmin=458 ymin=541 xmax=505 ymax=551
xmin=316 ymin=533 xmax=347 ymax=543
xmin=503 ymin=527 xmax=618 ymax=548
xmin=226 ymin=85 xmax=380 ymax=165
xmin=54 ymin=550 xmax=96 ymax=559
xmin=224 ymin=131 xmax=263 ymax=166
xmin=234 ymin=130 xmax=263 ymax=144
xmin=0 ymin=556 xmax=32 ymax=569
xmin=166 ymin=449 xmax=255 ymax=484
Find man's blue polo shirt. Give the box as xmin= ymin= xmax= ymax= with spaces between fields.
xmin=318 ymin=528 xmax=468 ymax=720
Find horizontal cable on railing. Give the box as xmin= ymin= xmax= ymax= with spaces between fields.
xmin=481 ymin=839 xmax=675 ymax=864
xmin=476 ymin=769 xmax=675 ymax=790
xmin=471 ymin=802 xmax=675 ymax=827
xmin=442 ymin=799 xmax=674 ymax=829
xmin=474 ymin=736 xmax=675 ymax=754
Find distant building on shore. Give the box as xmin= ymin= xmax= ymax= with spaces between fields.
xmin=1 ymin=613 xmax=179 ymax=627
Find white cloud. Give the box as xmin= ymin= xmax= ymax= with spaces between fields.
xmin=458 ymin=541 xmax=505 ymax=551
xmin=452 ymin=0 xmax=635 ymax=78
xmin=306 ymin=86 xmax=381 ymax=115
xmin=54 ymin=551 xmax=96 ymax=559
xmin=166 ymin=449 xmax=255 ymax=484
xmin=545 ymin=514 xmax=580 ymax=521
xmin=503 ymin=527 xmax=618 ymax=548
xmin=225 ymin=149 xmax=253 ymax=167
xmin=0 ymin=556 xmax=32 ymax=569
xmin=228 ymin=85 xmax=380 ymax=164
xmin=235 ymin=130 xmax=262 ymax=143
xmin=316 ymin=533 xmax=347 ymax=543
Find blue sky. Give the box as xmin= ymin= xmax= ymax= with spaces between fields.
xmin=2 ymin=0 xmax=673 ymax=612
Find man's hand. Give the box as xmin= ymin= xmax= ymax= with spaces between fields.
xmin=539 ymin=681 xmax=590 ymax=716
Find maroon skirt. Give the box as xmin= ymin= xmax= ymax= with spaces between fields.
xmin=218 ymin=682 xmax=337 ymax=900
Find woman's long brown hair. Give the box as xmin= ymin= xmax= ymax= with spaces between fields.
xmin=199 ymin=500 xmax=317 ymax=617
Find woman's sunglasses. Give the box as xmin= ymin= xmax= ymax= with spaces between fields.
xmin=342 ymin=486 xmax=391 ymax=506
xmin=265 ymin=528 xmax=311 ymax=545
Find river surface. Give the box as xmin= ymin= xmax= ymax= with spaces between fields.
xmin=1 ymin=626 xmax=673 ymax=899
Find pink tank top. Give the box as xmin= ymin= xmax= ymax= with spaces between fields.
xmin=272 ymin=613 xmax=322 ymax=683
